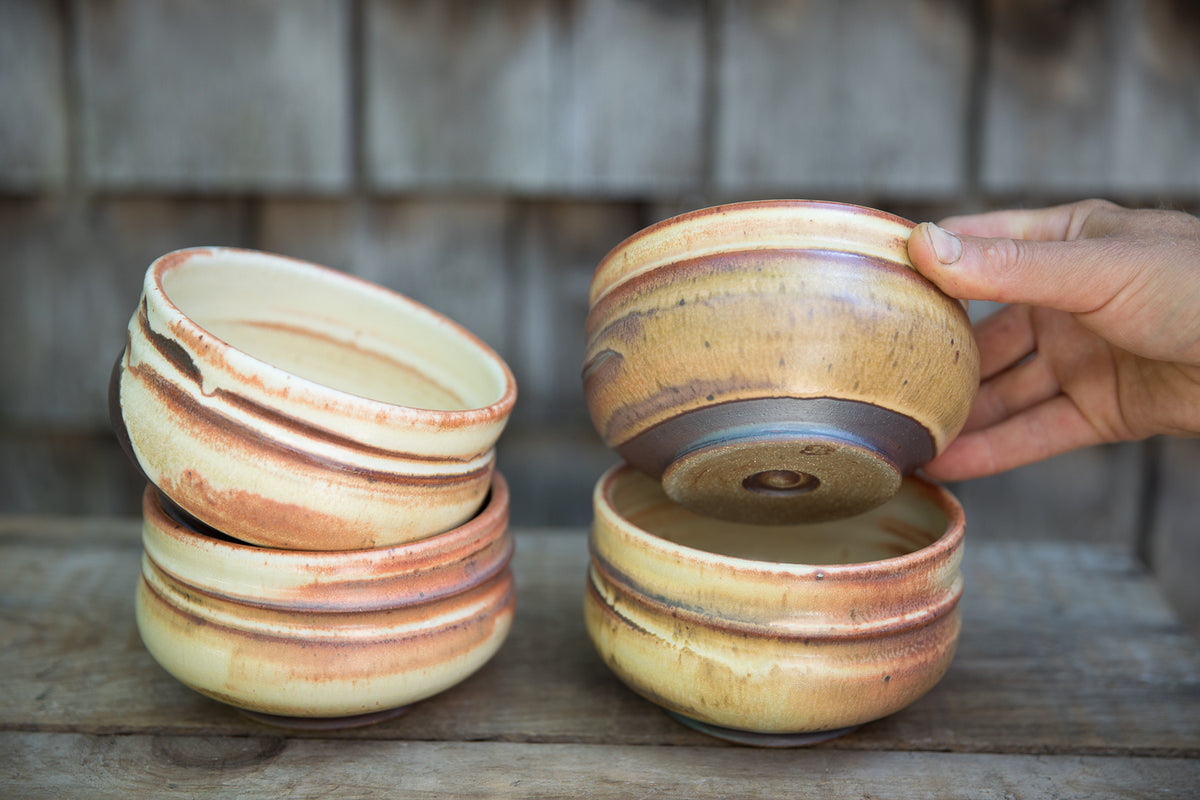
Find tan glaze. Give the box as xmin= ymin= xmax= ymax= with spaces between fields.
xmin=113 ymin=247 xmax=516 ymax=550
xmin=583 ymin=200 xmax=979 ymax=523
xmin=136 ymin=475 xmax=515 ymax=722
xmin=584 ymin=464 xmax=963 ymax=742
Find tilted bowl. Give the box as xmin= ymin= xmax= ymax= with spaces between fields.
xmin=584 ymin=463 xmax=963 ymax=744
xmin=111 ymin=247 xmax=516 ymax=550
xmin=583 ymin=200 xmax=978 ymax=523
xmin=136 ymin=474 xmax=515 ymax=725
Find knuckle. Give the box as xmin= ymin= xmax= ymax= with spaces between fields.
xmin=975 ymin=238 xmax=1036 ymax=303
xmin=980 ymin=237 xmax=1028 ymax=270
xmin=1070 ymin=199 xmax=1119 ymax=238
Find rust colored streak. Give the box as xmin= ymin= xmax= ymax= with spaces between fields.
xmin=589 ymin=248 xmax=938 ymax=333
xmin=879 ymin=517 xmax=943 ymax=553
xmin=221 ymin=318 xmax=468 ymax=410
xmin=599 ymin=377 xmax=781 ymax=449
xmin=146 ymin=532 xmax=515 ymax=611
xmin=590 ymin=201 xmax=916 ymax=299
xmin=109 ymin=343 xmax=149 ymax=484
xmin=140 ymin=298 xmax=202 ymax=383
xmin=142 ymin=565 xmax=516 ymax=682
xmin=157 ymin=471 xmax=369 ymax=550
xmin=129 ymin=359 xmax=490 ymax=486
xmin=580 ymin=348 xmax=624 ymax=396
xmin=588 ymin=552 xmax=962 ymax=642
xmin=213 ymin=388 xmax=489 ymax=464
xmin=140 ymin=306 xmax=491 ymax=464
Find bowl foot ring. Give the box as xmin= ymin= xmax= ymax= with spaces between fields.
xmin=666 ymin=710 xmax=858 ymax=747
xmin=239 ymin=705 xmax=412 ymax=731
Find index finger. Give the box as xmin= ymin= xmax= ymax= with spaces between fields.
xmin=939 ymin=200 xmax=1120 ymax=242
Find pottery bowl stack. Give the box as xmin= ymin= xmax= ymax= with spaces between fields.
xmin=110 ymin=247 xmax=517 ymax=726
xmin=581 ymin=200 xmax=979 ymax=745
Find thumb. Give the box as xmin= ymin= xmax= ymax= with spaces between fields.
xmin=907 ymin=221 xmax=1128 ymax=315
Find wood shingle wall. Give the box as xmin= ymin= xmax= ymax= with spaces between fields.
xmin=2 ymin=0 xmax=1197 ymax=632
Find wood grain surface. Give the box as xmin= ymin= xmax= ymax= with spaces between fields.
xmin=1 ymin=517 xmax=1197 ymax=797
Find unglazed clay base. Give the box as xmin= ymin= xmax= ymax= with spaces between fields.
xmin=665 ymin=711 xmax=859 ymax=747
xmin=240 ymin=706 xmax=411 ymax=731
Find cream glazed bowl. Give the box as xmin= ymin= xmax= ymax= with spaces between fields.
xmin=111 ymin=247 xmax=516 ymax=550
xmin=583 ymin=200 xmax=979 ymax=524
xmin=136 ymin=474 xmax=515 ymax=727
xmin=584 ymin=464 xmax=964 ymax=745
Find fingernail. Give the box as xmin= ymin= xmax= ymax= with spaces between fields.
xmin=928 ymin=224 xmax=963 ymax=265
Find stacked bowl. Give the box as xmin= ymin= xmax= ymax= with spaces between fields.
xmin=581 ymin=200 xmax=979 ymax=745
xmin=110 ymin=247 xmax=516 ymax=727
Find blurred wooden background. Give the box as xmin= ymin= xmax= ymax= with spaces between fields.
xmin=1 ymin=0 xmax=1197 ymax=633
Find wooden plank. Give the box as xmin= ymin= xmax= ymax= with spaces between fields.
xmin=949 ymin=442 xmax=1145 ymax=546
xmin=365 ymin=0 xmax=555 ymax=191
xmin=254 ymin=198 xmax=515 ymax=358
xmin=1150 ymin=437 xmax=1200 ymax=638
xmin=0 ymin=198 xmax=248 ymax=429
xmin=549 ymin=0 xmax=706 ymax=194
xmin=3 ymin=732 xmax=1197 ymax=800
xmin=497 ymin=427 xmax=619 ymax=527
xmin=0 ymin=433 xmax=143 ymax=517
xmin=0 ymin=0 xmax=68 ymax=189
xmin=507 ymin=202 xmax=643 ymax=426
xmin=981 ymin=0 xmax=1200 ymax=194
xmin=79 ymin=0 xmax=350 ymax=191
xmin=2 ymin=523 xmax=1197 ymax=757
xmin=713 ymin=0 xmax=972 ymax=195
xmin=365 ymin=0 xmax=706 ymax=195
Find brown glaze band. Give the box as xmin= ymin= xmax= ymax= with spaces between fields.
xmin=125 ymin=357 xmax=490 ymax=487
xmin=615 ymin=396 xmax=935 ymax=479
xmin=587 ymin=200 xmax=916 ymax=305
xmin=587 ymin=555 xmax=962 ymax=641
xmin=585 ymin=247 xmax=938 ymax=344
xmin=149 ymin=486 xmax=515 ymax=611
xmin=147 ymin=247 xmax=518 ymax=429
xmin=135 ymin=303 xmax=490 ymax=465
xmin=108 ymin=347 xmax=148 ymax=486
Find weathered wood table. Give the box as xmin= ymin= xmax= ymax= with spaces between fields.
xmin=2 ymin=517 xmax=1198 ymax=798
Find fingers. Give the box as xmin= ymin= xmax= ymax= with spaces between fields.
xmin=962 ymin=349 xmax=1060 ymax=434
xmin=937 ymin=199 xmax=1120 ymax=242
xmin=907 ymin=220 xmax=1135 ymax=313
xmin=922 ymin=395 xmax=1103 ymax=481
xmin=973 ymin=303 xmax=1035 ymax=380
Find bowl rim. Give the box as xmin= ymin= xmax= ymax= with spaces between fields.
xmin=144 ymin=470 xmax=510 ymax=566
xmin=593 ymin=462 xmax=964 ymax=578
xmin=146 ymin=246 xmax=517 ymax=427
xmin=588 ymin=199 xmax=917 ymax=306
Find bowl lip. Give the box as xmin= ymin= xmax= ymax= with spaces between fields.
xmin=142 ymin=470 xmax=511 ymax=566
xmin=145 ymin=246 xmax=517 ymax=426
xmin=589 ymin=199 xmax=917 ymax=305
xmin=594 ymin=462 xmax=963 ymax=578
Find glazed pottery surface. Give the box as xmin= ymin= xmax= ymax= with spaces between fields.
xmin=584 ymin=464 xmax=963 ymax=739
xmin=583 ymin=200 xmax=979 ymax=523
xmin=112 ymin=247 xmax=516 ymax=550
xmin=136 ymin=475 xmax=515 ymax=720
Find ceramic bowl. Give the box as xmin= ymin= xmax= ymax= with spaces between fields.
xmin=584 ymin=463 xmax=963 ymax=745
xmin=583 ymin=200 xmax=978 ymax=523
xmin=136 ymin=474 xmax=514 ymax=726
xmin=111 ymin=247 xmax=516 ymax=550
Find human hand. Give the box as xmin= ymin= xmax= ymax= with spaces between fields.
xmin=907 ymin=199 xmax=1200 ymax=481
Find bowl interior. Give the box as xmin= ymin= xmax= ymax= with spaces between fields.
xmin=609 ymin=468 xmax=949 ymax=566
xmin=160 ymin=250 xmax=510 ymax=412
